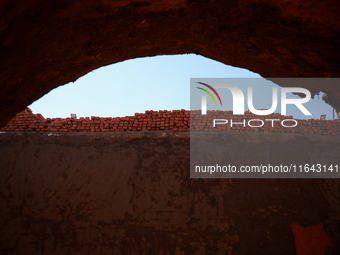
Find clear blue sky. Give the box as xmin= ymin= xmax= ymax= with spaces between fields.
xmin=29 ymin=54 xmax=336 ymax=120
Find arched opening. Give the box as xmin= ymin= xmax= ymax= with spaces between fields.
xmin=1 ymin=0 xmax=339 ymax=127
xmin=28 ymin=55 xmax=335 ymax=121
xmin=28 ymin=54 xmax=259 ymax=118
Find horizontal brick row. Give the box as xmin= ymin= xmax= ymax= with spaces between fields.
xmin=1 ymin=108 xmax=339 ymax=135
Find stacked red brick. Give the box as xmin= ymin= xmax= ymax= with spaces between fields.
xmin=0 ymin=109 xmax=189 ymax=132
xmin=1 ymin=108 xmax=339 ymax=135
xmin=0 ymin=108 xmax=46 ymax=132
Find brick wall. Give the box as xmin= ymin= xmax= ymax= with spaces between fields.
xmin=1 ymin=108 xmax=340 ymax=135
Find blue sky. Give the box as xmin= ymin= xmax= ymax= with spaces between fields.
xmin=29 ymin=54 xmax=336 ymax=120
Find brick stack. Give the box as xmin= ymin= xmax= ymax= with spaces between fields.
xmin=0 ymin=108 xmax=189 ymax=132
xmin=0 ymin=108 xmax=46 ymax=132
xmin=0 ymin=108 xmax=339 ymax=135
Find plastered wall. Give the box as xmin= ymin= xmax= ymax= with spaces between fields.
xmin=0 ymin=131 xmax=339 ymax=254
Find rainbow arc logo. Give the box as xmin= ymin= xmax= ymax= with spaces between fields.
xmin=196 ymin=82 xmax=223 ymax=106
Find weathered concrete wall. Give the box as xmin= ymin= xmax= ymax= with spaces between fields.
xmin=0 ymin=132 xmax=339 ymax=254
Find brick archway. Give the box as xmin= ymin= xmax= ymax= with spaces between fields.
xmin=1 ymin=0 xmax=339 ymax=126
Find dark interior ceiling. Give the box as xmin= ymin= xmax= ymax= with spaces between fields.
xmin=1 ymin=0 xmax=339 ymax=127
